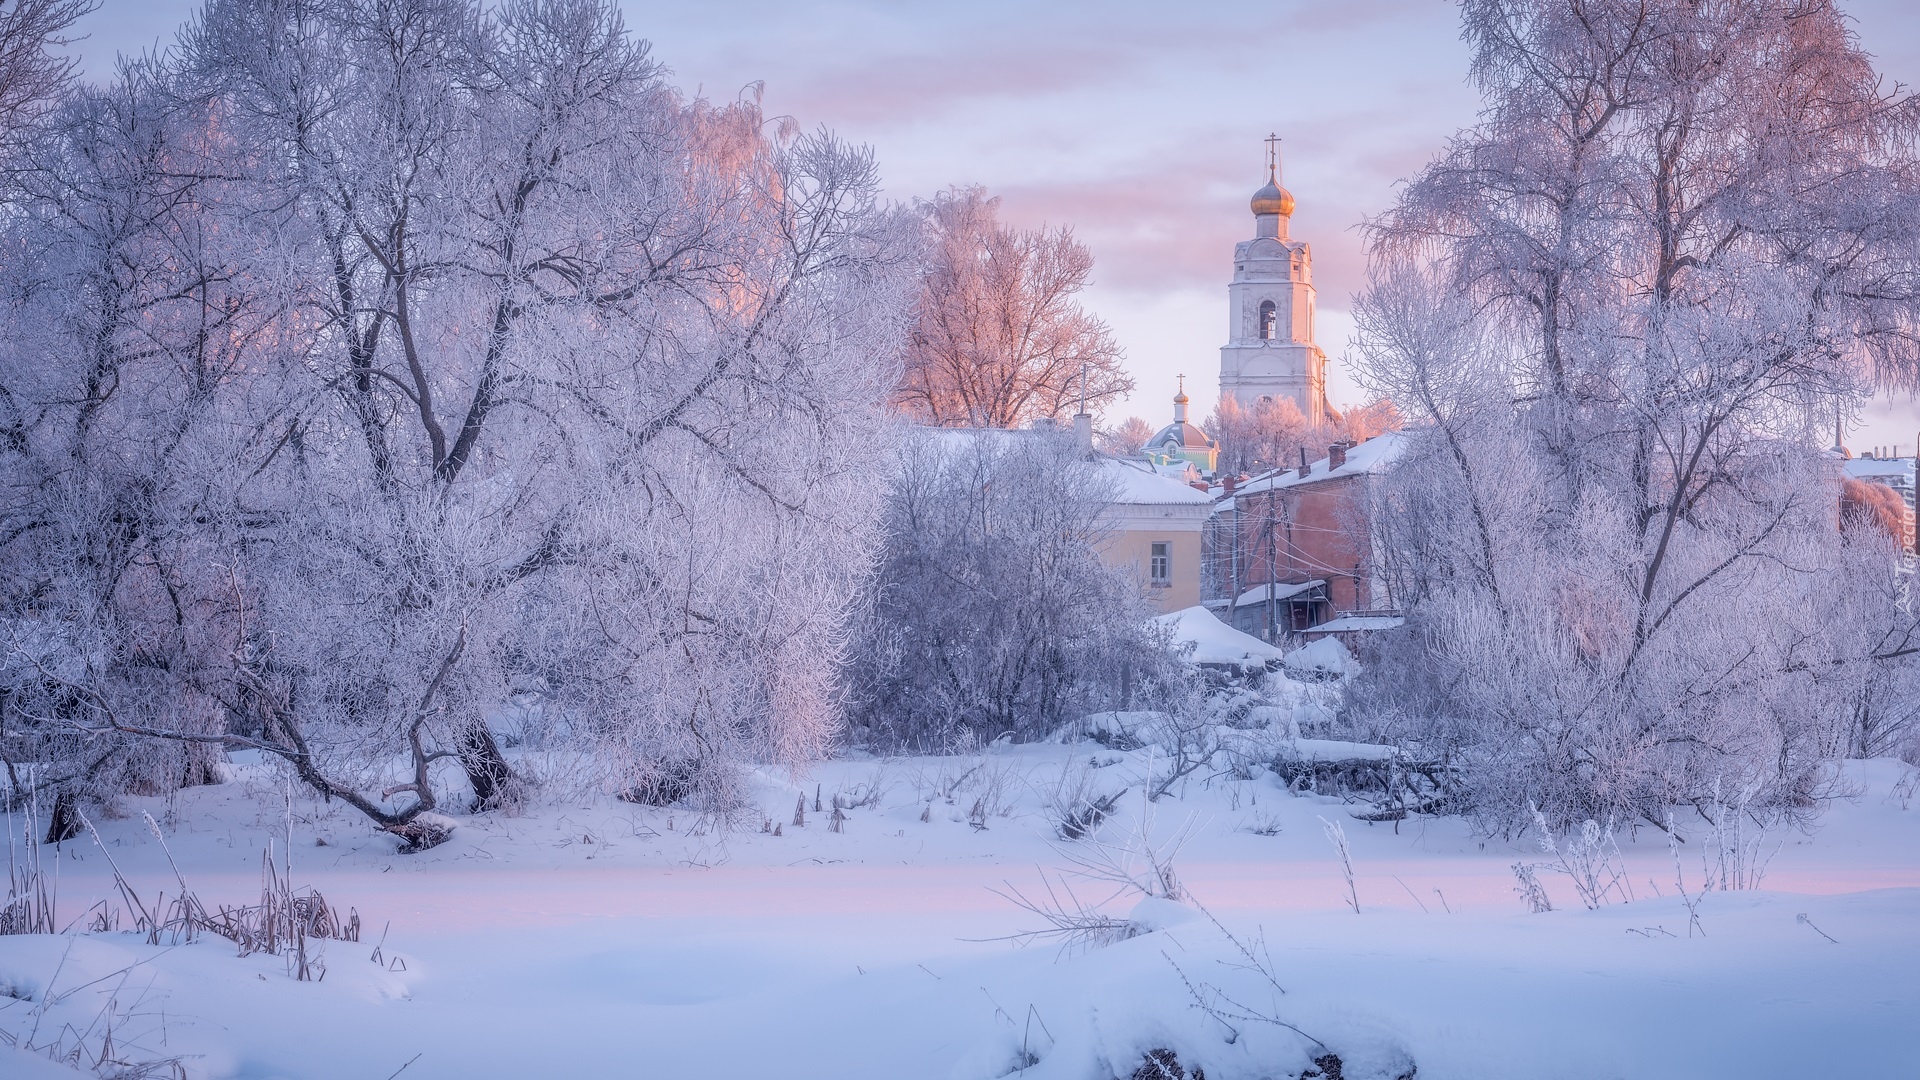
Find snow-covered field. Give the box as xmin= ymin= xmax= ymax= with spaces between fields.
xmin=3 ymin=745 xmax=1917 ymax=1079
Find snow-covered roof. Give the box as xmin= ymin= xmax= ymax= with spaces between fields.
xmin=1152 ymin=605 xmax=1285 ymax=668
xmin=918 ymin=425 xmax=1053 ymax=455
xmin=908 ymin=428 xmax=1211 ymax=506
xmin=1846 ymin=456 xmax=1915 ymax=483
xmin=1229 ymin=431 xmax=1411 ymax=500
xmin=1234 ymin=579 xmax=1326 ymax=606
xmin=1099 ymin=457 xmax=1214 ymax=506
xmin=1303 ymin=614 xmax=1405 ymax=634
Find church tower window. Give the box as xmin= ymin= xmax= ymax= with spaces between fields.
xmin=1258 ymin=300 xmax=1277 ymax=340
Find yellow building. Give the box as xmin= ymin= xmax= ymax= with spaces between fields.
xmin=1096 ymin=454 xmax=1214 ymax=612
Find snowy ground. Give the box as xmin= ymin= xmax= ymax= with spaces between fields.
xmin=2 ymin=744 xmax=1917 ymax=1079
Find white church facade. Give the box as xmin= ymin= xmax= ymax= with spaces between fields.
xmin=1216 ymin=142 xmax=1330 ymax=425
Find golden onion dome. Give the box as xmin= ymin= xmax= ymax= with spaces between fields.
xmin=1251 ymin=172 xmax=1294 ymax=217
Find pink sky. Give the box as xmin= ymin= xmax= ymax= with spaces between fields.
xmin=72 ymin=0 xmax=1920 ymax=450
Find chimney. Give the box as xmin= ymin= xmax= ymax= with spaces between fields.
xmin=1073 ymin=411 xmax=1093 ymax=457
xmin=1328 ymin=442 xmax=1348 ymax=470
xmin=1297 ymin=446 xmax=1310 ymax=479
xmin=1222 ymin=474 xmax=1240 ymax=496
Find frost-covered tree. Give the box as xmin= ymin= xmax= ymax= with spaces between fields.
xmin=0 ymin=49 xmax=282 ymax=840
xmin=893 ymin=185 xmax=1130 ymax=428
xmin=1821 ymin=519 xmax=1920 ymax=762
xmin=1099 ymin=415 xmax=1153 ymax=457
xmin=1209 ymin=394 xmax=1401 ymax=476
xmin=0 ymin=0 xmax=89 ymax=142
xmin=1209 ymin=395 xmax=1318 ymax=476
xmin=1344 ymin=0 xmax=1920 ymax=833
xmin=0 ymin=0 xmax=912 ymax=844
xmin=845 ymin=430 xmax=1168 ymax=749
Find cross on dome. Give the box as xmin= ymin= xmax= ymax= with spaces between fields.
xmin=1252 ymin=132 xmax=1295 ymax=218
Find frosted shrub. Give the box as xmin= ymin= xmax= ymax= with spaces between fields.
xmin=1529 ymin=807 xmax=1631 ymax=911
xmin=1510 ymin=863 xmax=1553 ymax=914
xmin=846 ymin=430 xmax=1176 ymax=749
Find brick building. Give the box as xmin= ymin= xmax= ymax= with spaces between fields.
xmin=1204 ymin=433 xmax=1406 ymax=642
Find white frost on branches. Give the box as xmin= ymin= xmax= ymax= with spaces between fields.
xmin=0 ymin=0 xmax=914 ymax=838
xmin=1344 ymin=0 xmax=1920 ymax=834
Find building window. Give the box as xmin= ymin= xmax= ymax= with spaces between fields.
xmin=1259 ymin=300 xmax=1277 ymax=340
xmin=1150 ymin=541 xmax=1171 ymax=586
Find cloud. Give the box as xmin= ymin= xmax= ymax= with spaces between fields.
xmin=984 ymin=99 xmax=1460 ymax=307
xmin=647 ymin=0 xmax=1481 ymax=321
xmin=70 ymin=0 xmax=1505 ymax=422
xmin=772 ymin=42 xmax=1144 ymax=128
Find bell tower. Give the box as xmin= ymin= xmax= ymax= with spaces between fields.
xmin=1218 ymin=135 xmax=1327 ymax=424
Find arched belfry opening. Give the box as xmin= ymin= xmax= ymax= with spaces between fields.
xmin=1258 ymin=300 xmax=1277 ymax=340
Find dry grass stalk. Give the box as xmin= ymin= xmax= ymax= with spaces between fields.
xmin=70 ymin=813 xmax=361 ymax=981
xmin=980 ymin=871 xmax=1139 ymax=954
xmin=193 ymin=843 xmax=361 ymax=980
xmin=1053 ymin=792 xmax=1191 ymax=903
xmin=0 ymin=943 xmax=194 ymax=1078
xmin=1046 ymin=761 xmax=1127 ymax=841
xmin=2 ymin=792 xmax=56 ymax=936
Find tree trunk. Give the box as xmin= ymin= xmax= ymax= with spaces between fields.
xmin=43 ymin=788 xmax=80 ymax=845
xmin=458 ymin=720 xmax=512 ymax=812
xmin=181 ymin=741 xmax=224 ymax=788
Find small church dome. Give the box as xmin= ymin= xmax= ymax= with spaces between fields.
xmin=1251 ymin=174 xmax=1294 ymax=217
xmin=1144 ymin=376 xmax=1218 ymax=472
xmin=1151 ymin=420 xmax=1214 ymax=452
